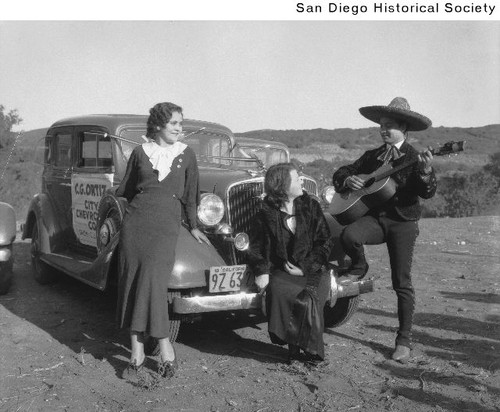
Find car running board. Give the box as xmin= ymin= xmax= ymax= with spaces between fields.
xmin=40 ymin=235 xmax=118 ymax=291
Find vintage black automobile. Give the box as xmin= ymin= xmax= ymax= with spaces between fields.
xmin=22 ymin=115 xmax=373 ymax=341
xmin=0 ymin=201 xmax=16 ymax=295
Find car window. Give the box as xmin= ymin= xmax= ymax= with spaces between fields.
xmin=237 ymin=146 xmax=289 ymax=168
xmin=78 ymin=132 xmax=112 ymax=168
xmin=268 ymin=148 xmax=288 ymax=165
xmin=54 ymin=133 xmax=72 ymax=168
xmin=232 ymin=146 xmax=262 ymax=169
xmin=35 ymin=137 xmax=51 ymax=165
xmin=183 ymin=130 xmax=232 ymax=166
xmin=117 ymin=129 xmax=149 ymax=163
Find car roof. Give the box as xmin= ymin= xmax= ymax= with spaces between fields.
xmin=49 ymin=114 xmax=234 ymax=136
xmin=236 ymin=136 xmax=288 ymax=150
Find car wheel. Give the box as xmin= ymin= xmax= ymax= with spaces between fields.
xmin=31 ymin=223 xmax=58 ymax=284
xmin=144 ymin=291 xmax=182 ymax=356
xmin=324 ymin=296 xmax=360 ymax=328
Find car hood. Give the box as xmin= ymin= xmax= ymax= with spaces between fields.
xmin=198 ymin=167 xmax=265 ymax=199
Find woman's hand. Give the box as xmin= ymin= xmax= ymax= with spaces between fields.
xmin=345 ymin=175 xmax=366 ymax=190
xmin=255 ymin=274 xmax=269 ymax=292
xmin=190 ymin=228 xmax=211 ymax=245
xmin=418 ymin=147 xmax=434 ymax=174
xmin=284 ymin=261 xmax=304 ymax=276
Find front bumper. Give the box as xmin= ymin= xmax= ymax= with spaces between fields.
xmin=173 ymin=292 xmax=260 ymax=314
xmin=172 ymin=277 xmax=375 ymax=315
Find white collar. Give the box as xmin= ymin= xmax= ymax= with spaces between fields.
xmin=142 ymin=141 xmax=187 ymax=181
xmin=390 ymin=140 xmax=404 ymax=150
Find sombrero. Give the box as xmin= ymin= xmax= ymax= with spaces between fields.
xmin=359 ymin=97 xmax=432 ymax=131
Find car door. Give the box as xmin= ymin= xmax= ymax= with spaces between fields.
xmin=71 ymin=126 xmax=114 ymax=250
xmin=43 ymin=126 xmax=75 ymax=245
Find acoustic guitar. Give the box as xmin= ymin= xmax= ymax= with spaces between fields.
xmin=328 ymin=140 xmax=465 ymax=225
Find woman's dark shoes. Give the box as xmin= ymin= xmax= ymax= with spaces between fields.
xmin=287 ymin=344 xmax=301 ymax=364
xmin=121 ymin=358 xmax=145 ymax=384
xmin=338 ymin=263 xmax=369 ymax=281
xmin=303 ymin=351 xmax=327 ymax=368
xmin=158 ymin=348 xmax=178 ymax=379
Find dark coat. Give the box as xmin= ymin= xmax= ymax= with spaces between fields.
xmin=247 ymin=192 xmax=333 ymax=358
xmin=332 ymin=141 xmax=437 ymax=221
xmin=247 ymin=192 xmax=333 ymax=287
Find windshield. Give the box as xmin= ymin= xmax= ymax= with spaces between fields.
xmin=117 ymin=127 xmax=234 ymax=166
xmin=235 ymin=144 xmax=289 ymax=168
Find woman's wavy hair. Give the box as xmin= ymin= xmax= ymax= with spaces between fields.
xmin=146 ymin=102 xmax=183 ymax=138
xmin=264 ymin=163 xmax=297 ymax=209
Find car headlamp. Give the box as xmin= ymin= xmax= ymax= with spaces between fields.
xmin=321 ymin=186 xmax=336 ymax=204
xmin=197 ymin=193 xmax=225 ymax=226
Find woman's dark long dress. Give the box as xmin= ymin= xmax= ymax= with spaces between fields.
xmin=247 ymin=193 xmax=333 ymax=358
xmin=116 ymin=143 xmax=199 ymax=339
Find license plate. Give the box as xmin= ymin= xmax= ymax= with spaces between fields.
xmin=209 ymin=265 xmax=247 ymax=293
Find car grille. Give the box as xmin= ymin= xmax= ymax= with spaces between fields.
xmin=301 ymin=176 xmax=318 ymax=197
xmin=227 ymin=179 xmax=264 ymax=264
xmin=227 ymin=179 xmax=264 ymax=235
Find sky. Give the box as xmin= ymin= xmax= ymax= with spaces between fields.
xmin=1 ymin=19 xmax=499 ymax=133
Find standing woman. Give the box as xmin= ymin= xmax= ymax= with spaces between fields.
xmin=116 ymin=102 xmax=209 ymax=382
xmin=247 ymin=163 xmax=333 ymax=363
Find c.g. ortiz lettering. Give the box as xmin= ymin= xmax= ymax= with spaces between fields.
xmin=296 ymin=2 xmax=496 ymax=15
xmin=74 ymin=182 xmax=108 ymax=196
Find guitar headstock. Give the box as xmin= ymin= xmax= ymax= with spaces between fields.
xmin=433 ymin=140 xmax=466 ymax=157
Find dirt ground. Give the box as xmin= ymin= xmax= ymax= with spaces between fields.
xmin=0 ymin=216 xmax=499 ymax=412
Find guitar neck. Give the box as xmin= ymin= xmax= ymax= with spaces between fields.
xmin=374 ymin=145 xmax=444 ymax=182
xmin=369 ymin=141 xmax=464 ymax=184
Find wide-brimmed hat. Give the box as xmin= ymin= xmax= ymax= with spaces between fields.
xmin=359 ymin=97 xmax=432 ymax=131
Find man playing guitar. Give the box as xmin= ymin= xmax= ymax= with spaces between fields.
xmin=332 ymin=97 xmax=437 ymax=362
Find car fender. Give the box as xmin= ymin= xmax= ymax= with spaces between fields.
xmin=96 ymin=191 xmax=127 ymax=241
xmin=0 ymin=202 xmax=15 ymax=294
xmin=93 ymin=191 xmax=128 ymax=288
xmin=169 ymin=226 xmax=227 ymax=289
xmin=0 ymin=202 xmax=16 ymax=247
xmin=22 ymin=194 xmax=64 ymax=254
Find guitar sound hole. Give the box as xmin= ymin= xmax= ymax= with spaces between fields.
xmin=364 ymin=178 xmax=375 ymax=187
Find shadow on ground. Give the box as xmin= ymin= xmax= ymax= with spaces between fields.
xmin=3 ymin=242 xmax=284 ymax=380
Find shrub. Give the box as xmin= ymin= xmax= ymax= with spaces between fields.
xmin=0 ymin=105 xmax=22 ymax=149
xmin=423 ymin=169 xmax=499 ymax=218
xmin=301 ymin=158 xmax=338 ymax=190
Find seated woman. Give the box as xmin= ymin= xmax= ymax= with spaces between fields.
xmin=247 ymin=163 xmax=333 ymax=363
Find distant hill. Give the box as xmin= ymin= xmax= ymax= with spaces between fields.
xmin=235 ymin=124 xmax=500 ymax=157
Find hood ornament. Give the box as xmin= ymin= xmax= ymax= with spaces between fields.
xmin=245 ymin=169 xmax=264 ymax=178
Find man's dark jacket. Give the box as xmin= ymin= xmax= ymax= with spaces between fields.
xmin=332 ymin=141 xmax=437 ymax=221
